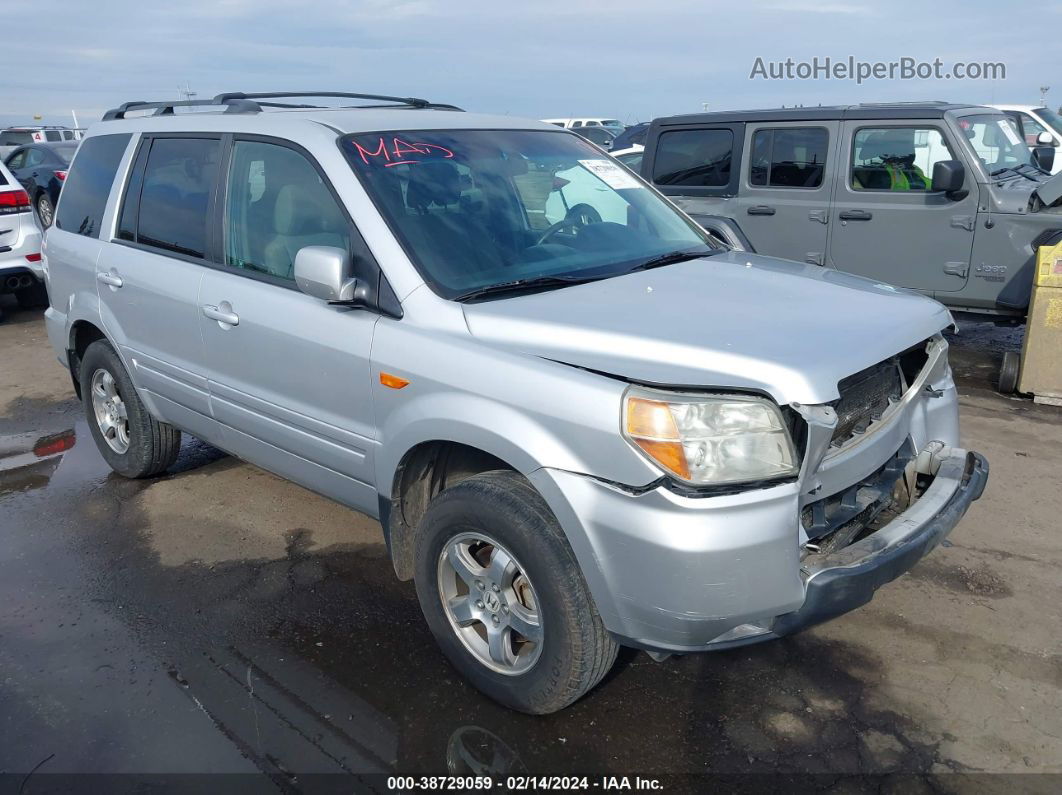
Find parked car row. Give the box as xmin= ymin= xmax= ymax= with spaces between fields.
xmin=37 ymin=91 xmax=988 ymax=716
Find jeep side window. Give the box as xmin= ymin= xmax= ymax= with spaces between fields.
xmin=123 ymin=137 xmax=220 ymax=259
xmin=851 ymin=127 xmax=953 ymax=191
xmin=223 ymin=140 xmax=350 ymax=282
xmin=653 ymin=129 xmax=733 ymax=187
xmin=749 ymin=127 xmax=828 ymax=188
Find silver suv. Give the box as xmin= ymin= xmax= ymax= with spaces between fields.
xmin=42 ymin=92 xmax=988 ymax=714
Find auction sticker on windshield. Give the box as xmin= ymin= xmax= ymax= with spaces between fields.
xmin=579 ymin=159 xmax=642 ymax=190
xmin=998 ymin=119 xmax=1022 ymax=146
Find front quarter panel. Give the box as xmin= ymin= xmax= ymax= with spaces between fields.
xmin=371 ymin=311 xmax=662 ymax=499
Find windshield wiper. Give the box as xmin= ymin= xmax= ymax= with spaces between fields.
xmin=627 ymin=247 xmax=716 ymax=273
xmin=454 ymin=274 xmax=605 ymax=302
xmin=990 ymin=166 xmax=1039 ymax=182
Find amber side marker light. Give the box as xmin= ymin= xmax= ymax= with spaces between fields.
xmin=625 ymin=396 xmax=691 ymax=480
xmin=380 ymin=372 xmax=410 ymax=389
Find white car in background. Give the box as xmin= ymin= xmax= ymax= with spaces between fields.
xmin=0 ymin=158 xmax=45 ymax=320
xmin=542 ymin=118 xmax=624 ymax=133
xmin=991 ymin=105 xmax=1062 ymax=173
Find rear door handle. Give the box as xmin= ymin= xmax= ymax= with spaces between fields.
xmin=97 ymin=271 xmax=123 ymax=288
xmin=839 ymin=209 xmax=873 ymax=221
xmin=747 ymin=205 xmax=776 ymax=216
xmin=202 ymin=303 xmax=239 ymax=327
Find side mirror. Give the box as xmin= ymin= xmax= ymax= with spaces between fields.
xmin=1037 ymin=131 xmax=1055 ymax=146
xmin=931 ymin=160 xmax=965 ymax=195
xmin=294 ymin=246 xmax=357 ymax=302
xmin=1033 ymin=146 xmax=1056 ymax=173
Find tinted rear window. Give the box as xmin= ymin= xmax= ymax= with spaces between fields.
xmin=54 ymin=134 xmax=131 ymax=237
xmin=653 ymin=129 xmax=733 ymax=187
xmin=125 ymin=137 xmax=220 ymax=259
xmin=0 ymin=131 xmax=33 ymax=146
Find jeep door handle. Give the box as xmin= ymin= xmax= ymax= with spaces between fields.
xmin=839 ymin=209 xmax=873 ymax=221
xmin=747 ymin=205 xmax=776 ymax=216
xmin=202 ymin=304 xmax=239 ymax=326
xmin=97 ymin=271 xmax=123 ymax=288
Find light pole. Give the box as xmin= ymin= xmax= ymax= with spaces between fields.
xmin=1040 ymin=86 xmax=1050 ymax=106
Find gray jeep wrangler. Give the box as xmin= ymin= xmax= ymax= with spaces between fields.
xmin=639 ymin=102 xmax=1062 ymax=321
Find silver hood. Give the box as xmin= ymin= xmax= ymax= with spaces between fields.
xmin=461 ymin=252 xmax=952 ymax=405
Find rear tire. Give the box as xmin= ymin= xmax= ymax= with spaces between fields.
xmin=36 ymin=193 xmax=55 ymax=228
xmin=413 ymin=470 xmax=617 ymax=714
xmin=80 ymin=340 xmax=181 ymax=478
xmin=15 ymin=280 xmax=48 ymax=309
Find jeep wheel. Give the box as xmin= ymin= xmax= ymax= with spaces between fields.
xmin=413 ymin=470 xmax=617 ymax=714
xmin=80 ymin=340 xmax=181 ymax=478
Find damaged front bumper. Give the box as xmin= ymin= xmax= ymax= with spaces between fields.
xmin=530 ymin=445 xmax=988 ymax=655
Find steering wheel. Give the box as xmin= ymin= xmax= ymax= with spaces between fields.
xmin=537 ymin=203 xmax=602 ymax=245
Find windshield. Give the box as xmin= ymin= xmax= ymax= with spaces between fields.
xmin=341 ymin=129 xmax=715 ymax=299
xmin=957 ymin=114 xmax=1035 ymax=174
xmin=1035 ymin=107 xmax=1062 ymax=137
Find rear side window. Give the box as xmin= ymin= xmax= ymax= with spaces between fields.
xmin=653 ymin=129 xmax=733 ymax=187
xmin=749 ymin=127 xmax=828 ymax=188
xmin=121 ymin=137 xmax=220 ymax=258
xmin=44 ymin=131 xmax=61 ymax=142
xmin=54 ymin=134 xmax=131 ymax=237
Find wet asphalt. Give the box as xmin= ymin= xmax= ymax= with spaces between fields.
xmin=1 ymin=299 xmax=1060 ymax=790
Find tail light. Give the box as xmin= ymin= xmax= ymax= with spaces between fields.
xmin=0 ymin=190 xmax=31 ymax=214
xmin=55 ymin=170 xmax=68 ymax=181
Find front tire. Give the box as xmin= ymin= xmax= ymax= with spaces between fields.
xmin=80 ymin=340 xmax=181 ymax=478
xmin=413 ymin=470 xmax=617 ymax=714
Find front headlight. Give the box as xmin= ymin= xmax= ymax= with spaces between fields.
xmin=623 ymin=387 xmax=798 ymax=486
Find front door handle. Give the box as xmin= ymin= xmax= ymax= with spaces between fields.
xmin=202 ymin=303 xmax=239 ymax=327
xmin=747 ymin=205 xmax=776 ymax=216
xmin=97 ymin=271 xmax=123 ymax=288
xmin=839 ymin=209 xmax=873 ymax=221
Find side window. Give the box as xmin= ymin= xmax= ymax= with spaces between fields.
xmin=653 ymin=129 xmax=733 ymax=187
xmin=125 ymin=137 xmax=220 ymax=258
xmin=571 ymin=121 xmax=583 ymax=128
xmin=851 ymin=127 xmax=953 ymax=192
xmin=748 ymin=127 xmax=828 ymax=188
xmin=6 ymin=150 xmax=27 ymax=170
xmin=54 ymin=134 xmax=131 ymax=237
xmin=63 ymin=131 xmax=75 ymax=141
xmin=45 ymin=131 xmax=62 ymax=142
xmin=25 ymin=149 xmax=45 ymax=167
xmin=223 ymin=140 xmax=350 ymax=281
xmin=1020 ymin=113 xmax=1050 ymax=146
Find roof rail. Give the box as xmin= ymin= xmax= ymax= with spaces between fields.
xmin=102 ymin=91 xmax=462 ymax=121
xmin=856 ymin=101 xmax=952 ymax=107
xmin=101 ymin=97 xmax=260 ymax=121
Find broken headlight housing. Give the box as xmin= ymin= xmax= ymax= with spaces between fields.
xmin=623 ymin=387 xmax=798 ymax=486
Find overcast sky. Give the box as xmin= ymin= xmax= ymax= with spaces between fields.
xmin=0 ymin=0 xmax=1050 ymax=129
